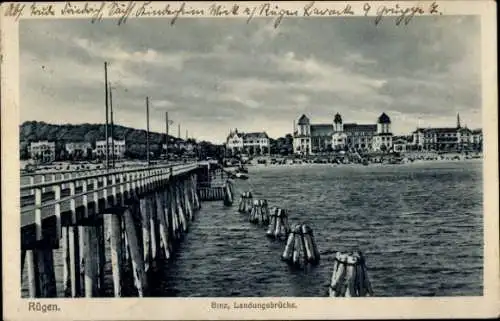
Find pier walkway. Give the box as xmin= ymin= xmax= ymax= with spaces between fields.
xmin=20 ymin=161 xmax=228 ymax=298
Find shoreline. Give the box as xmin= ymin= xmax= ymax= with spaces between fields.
xmin=245 ymin=158 xmax=482 ymax=169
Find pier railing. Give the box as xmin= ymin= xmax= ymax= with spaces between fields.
xmin=20 ymin=161 xmax=186 ymax=192
xmin=20 ymin=162 xmax=200 ymax=249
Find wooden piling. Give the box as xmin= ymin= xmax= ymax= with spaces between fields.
xmin=61 ymin=226 xmax=71 ymax=296
xmin=106 ymin=214 xmax=123 ymax=297
xmin=169 ymin=186 xmax=180 ymax=241
xmin=68 ymin=181 xmax=81 ymax=297
xmin=26 ymin=250 xmax=38 ymax=297
xmin=176 ymin=184 xmax=187 ymax=232
xmin=156 ymin=191 xmax=170 ymax=260
xmin=163 ymin=189 xmax=174 ymax=253
xmin=139 ymin=197 xmax=151 ymax=273
xmin=148 ymin=196 xmax=159 ymax=262
xmin=78 ymin=179 xmax=89 ymax=296
xmin=96 ymin=219 xmax=106 ymax=295
xmin=183 ymin=181 xmax=193 ymax=221
xmin=84 ymin=225 xmax=98 ymax=297
xmin=91 ymin=178 xmax=105 ymax=294
xmin=123 ymin=207 xmax=148 ymax=297
xmin=36 ymin=249 xmax=57 ymax=297
xmin=328 ymin=251 xmax=373 ymax=297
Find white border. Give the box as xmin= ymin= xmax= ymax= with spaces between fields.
xmin=1 ymin=1 xmax=498 ymax=320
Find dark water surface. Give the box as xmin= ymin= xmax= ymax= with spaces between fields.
xmin=21 ymin=160 xmax=483 ymax=297
xmin=160 ymin=160 xmax=483 ymax=297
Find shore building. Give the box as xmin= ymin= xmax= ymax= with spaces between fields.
xmin=29 ymin=141 xmax=56 ymax=163
xmin=95 ymin=138 xmax=126 ymax=158
xmin=410 ymin=114 xmax=482 ymax=151
xmin=293 ymin=113 xmax=393 ymax=155
xmin=65 ymin=142 xmax=92 ymax=157
xmin=226 ymin=129 xmax=270 ymax=155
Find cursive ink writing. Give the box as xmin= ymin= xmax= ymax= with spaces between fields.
xmin=60 ymin=2 xmax=106 ymax=23
xmin=209 ymin=4 xmax=240 ymax=16
xmin=258 ymin=3 xmax=300 ymax=28
xmin=3 ymin=3 xmax=26 ymax=21
xmin=303 ymin=1 xmax=354 ymax=17
xmin=30 ymin=3 xmax=55 ymax=16
xmin=135 ymin=2 xmax=205 ymax=25
xmin=243 ymin=6 xmax=258 ymax=24
xmin=372 ymin=2 xmax=442 ymax=26
xmin=108 ymin=1 xmax=135 ymax=25
xmin=2 ymin=1 xmax=446 ymax=27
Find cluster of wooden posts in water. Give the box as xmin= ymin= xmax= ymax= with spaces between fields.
xmin=20 ymin=162 xmax=226 ymax=298
xmin=237 ymin=192 xmax=374 ymax=297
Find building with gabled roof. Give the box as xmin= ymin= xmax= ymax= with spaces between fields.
xmin=226 ymin=129 xmax=270 ymax=155
xmin=410 ymin=113 xmax=481 ymax=151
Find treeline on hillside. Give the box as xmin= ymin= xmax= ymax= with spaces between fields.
xmin=19 ymin=121 xmax=203 ymax=160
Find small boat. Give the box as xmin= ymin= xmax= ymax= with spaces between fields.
xmin=235 ymin=172 xmax=249 ymax=180
xmin=362 ymin=159 xmax=369 ymax=166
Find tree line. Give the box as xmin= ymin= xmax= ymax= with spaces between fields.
xmin=19 ymin=121 xmax=222 ymax=161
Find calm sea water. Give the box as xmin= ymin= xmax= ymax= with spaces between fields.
xmin=21 ymin=160 xmax=483 ymax=297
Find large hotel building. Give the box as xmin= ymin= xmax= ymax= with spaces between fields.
xmin=293 ymin=112 xmax=393 ymax=155
xmin=292 ymin=112 xmax=482 ymax=155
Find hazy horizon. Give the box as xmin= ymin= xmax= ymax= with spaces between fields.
xmin=20 ymin=16 xmax=482 ymax=144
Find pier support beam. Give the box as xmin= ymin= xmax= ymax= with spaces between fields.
xmin=156 ymin=191 xmax=171 ymax=260
xmin=61 ymin=226 xmax=71 ymax=296
xmin=123 ymin=207 xmax=148 ymax=297
xmin=68 ymin=226 xmax=81 ymax=297
xmin=105 ymin=214 xmax=123 ymax=297
xmin=139 ymin=198 xmax=152 ymax=273
xmin=148 ymin=195 xmax=159 ymax=264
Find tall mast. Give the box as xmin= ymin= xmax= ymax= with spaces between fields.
xmin=146 ymin=97 xmax=150 ymax=165
xmin=109 ymin=82 xmax=115 ymax=168
xmin=104 ymin=62 xmax=109 ymax=169
xmin=165 ymin=112 xmax=169 ymax=157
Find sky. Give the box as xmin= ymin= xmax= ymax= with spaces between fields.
xmin=20 ymin=16 xmax=481 ymax=144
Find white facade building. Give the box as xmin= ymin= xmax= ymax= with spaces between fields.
xmin=226 ymin=129 xmax=270 ymax=155
xmin=293 ymin=112 xmax=393 ymax=155
xmin=293 ymin=115 xmax=312 ymax=155
xmin=65 ymin=142 xmax=92 ymax=157
xmin=29 ymin=141 xmax=56 ymax=162
xmin=95 ymin=138 xmax=126 ymax=158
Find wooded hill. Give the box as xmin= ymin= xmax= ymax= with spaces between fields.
xmin=19 ymin=121 xmax=196 ymax=159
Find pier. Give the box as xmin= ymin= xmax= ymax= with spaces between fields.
xmin=20 ymin=161 xmax=227 ymax=298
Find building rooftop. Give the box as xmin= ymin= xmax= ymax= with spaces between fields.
xmin=423 ymin=127 xmax=459 ymax=133
xmin=244 ymin=132 xmax=269 ymax=139
xmin=310 ymin=124 xmax=333 ymax=136
xmin=378 ymin=113 xmax=391 ymax=124
xmin=343 ymin=123 xmax=377 ymax=132
xmin=297 ymin=114 xmax=310 ymax=125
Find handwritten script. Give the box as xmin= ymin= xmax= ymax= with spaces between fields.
xmin=4 ymin=2 xmax=443 ymax=27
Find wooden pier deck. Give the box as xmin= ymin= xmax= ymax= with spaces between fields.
xmin=19 ymin=161 xmax=230 ymax=298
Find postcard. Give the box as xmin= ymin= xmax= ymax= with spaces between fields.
xmin=1 ymin=1 xmax=498 ymax=320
